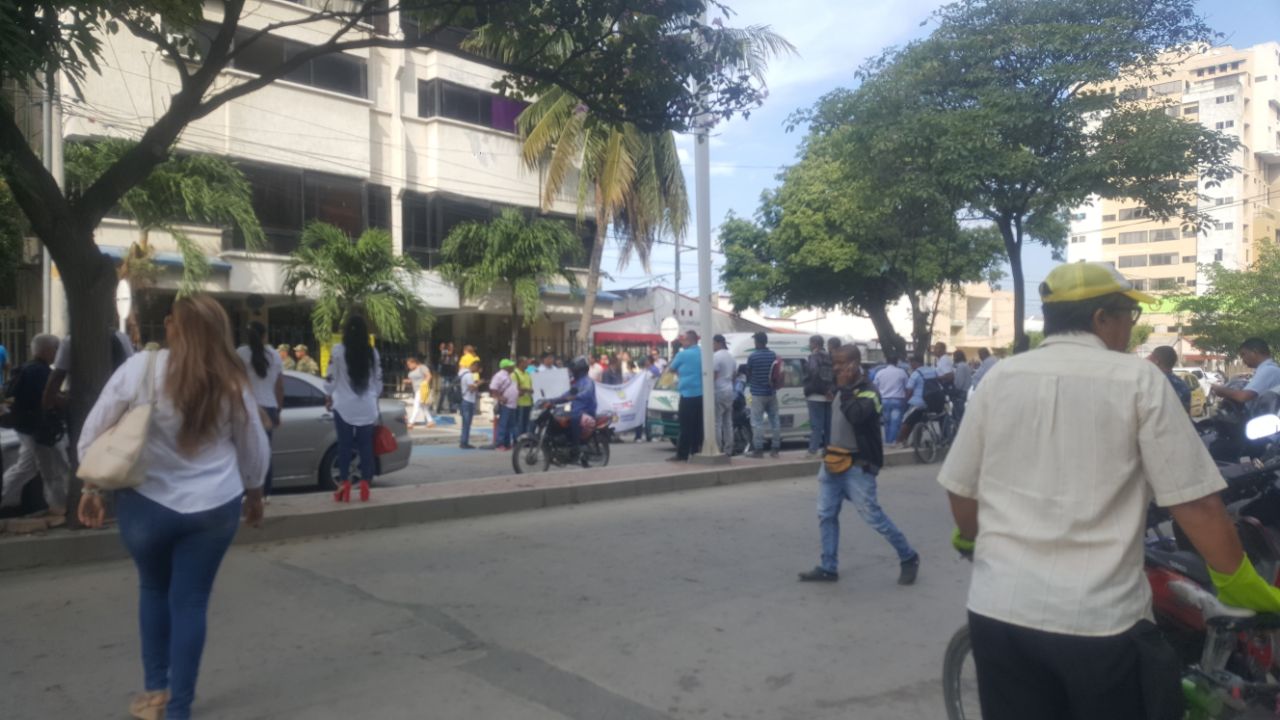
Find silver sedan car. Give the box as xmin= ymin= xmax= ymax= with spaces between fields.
xmin=272 ymin=371 xmax=412 ymax=491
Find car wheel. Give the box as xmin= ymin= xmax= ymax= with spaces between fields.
xmin=318 ymin=444 xmax=377 ymax=490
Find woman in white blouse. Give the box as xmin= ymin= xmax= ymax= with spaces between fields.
xmin=236 ymin=321 xmax=283 ymax=495
xmin=324 ymin=314 xmax=382 ymax=502
xmin=77 ymin=295 xmax=269 ymax=720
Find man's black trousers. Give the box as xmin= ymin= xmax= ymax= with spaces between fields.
xmin=968 ymin=611 xmax=1182 ymax=720
xmin=676 ymin=395 xmax=704 ymax=460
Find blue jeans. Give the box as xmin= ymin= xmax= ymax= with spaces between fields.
xmin=495 ymin=405 xmax=516 ymax=447
xmin=459 ymin=400 xmax=476 ymax=446
xmin=817 ymin=464 xmax=915 ymax=573
xmin=517 ymin=406 xmax=532 ymax=438
xmin=882 ymin=398 xmax=907 ymax=444
xmin=334 ymin=411 xmax=375 ymax=481
xmin=116 ymin=490 xmax=241 ymax=720
xmin=807 ymin=400 xmax=831 ymax=453
xmin=751 ymin=394 xmax=781 ymax=452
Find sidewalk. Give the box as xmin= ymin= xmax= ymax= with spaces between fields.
xmin=0 ymin=448 xmax=924 ymax=571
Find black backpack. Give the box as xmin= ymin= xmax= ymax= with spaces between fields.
xmin=919 ymin=372 xmax=946 ymax=413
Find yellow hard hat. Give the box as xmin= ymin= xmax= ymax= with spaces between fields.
xmin=1039 ymin=262 xmax=1156 ymax=305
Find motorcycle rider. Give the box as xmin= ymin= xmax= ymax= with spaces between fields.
xmin=542 ymin=357 xmax=597 ymax=465
xmin=1211 ymin=338 xmax=1280 ymax=415
xmin=940 ymin=262 xmax=1280 ymax=720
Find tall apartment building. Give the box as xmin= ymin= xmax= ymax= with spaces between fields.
xmin=7 ymin=0 xmax=612 ymax=368
xmin=1066 ymin=42 xmax=1280 ymax=345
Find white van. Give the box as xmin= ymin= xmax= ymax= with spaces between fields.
xmin=646 ymin=333 xmax=866 ymax=448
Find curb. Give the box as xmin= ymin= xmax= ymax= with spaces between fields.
xmin=0 ymin=450 xmax=926 ymax=572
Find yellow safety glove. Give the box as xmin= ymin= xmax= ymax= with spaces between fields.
xmin=1209 ymin=555 xmax=1280 ymax=613
xmin=952 ymin=528 xmax=975 ymax=560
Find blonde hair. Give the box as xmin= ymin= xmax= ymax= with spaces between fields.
xmin=165 ymin=295 xmax=249 ymax=454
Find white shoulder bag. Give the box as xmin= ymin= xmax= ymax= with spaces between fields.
xmin=77 ymin=350 xmax=158 ymax=490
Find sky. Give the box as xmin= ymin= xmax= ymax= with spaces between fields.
xmin=598 ymin=0 xmax=1280 ymax=317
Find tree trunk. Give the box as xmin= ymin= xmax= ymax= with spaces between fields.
xmin=575 ymin=198 xmax=608 ymax=358
xmin=864 ymin=302 xmax=907 ymax=362
xmin=905 ymin=291 xmax=932 ymax=354
xmin=510 ymin=291 xmax=520 ymax=359
xmin=996 ymin=216 xmax=1028 ymax=354
xmin=62 ymin=232 xmax=120 ymax=528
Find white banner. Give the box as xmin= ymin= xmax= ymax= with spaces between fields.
xmin=595 ymin=373 xmax=653 ymax=433
xmin=531 ymin=368 xmax=572 ymax=404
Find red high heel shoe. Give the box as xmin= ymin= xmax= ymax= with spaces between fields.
xmin=358 ymin=480 xmax=370 ymax=502
xmin=334 ymin=480 xmax=351 ymax=503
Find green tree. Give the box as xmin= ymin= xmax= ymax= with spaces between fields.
xmin=64 ymin=139 xmax=262 ymax=338
xmin=1128 ymin=324 xmax=1155 ymax=353
xmin=436 ymin=209 xmax=584 ymax=357
xmin=831 ymin=0 xmax=1236 ymax=353
xmin=1176 ymin=245 xmax=1280 ymax=355
xmin=282 ymin=223 xmax=430 ymax=346
xmin=719 ymin=141 xmax=1003 ymax=360
xmin=0 ymin=0 xmax=782 ymax=439
xmin=0 ymin=180 xmax=24 ymax=297
xmin=516 ymin=88 xmax=689 ymax=351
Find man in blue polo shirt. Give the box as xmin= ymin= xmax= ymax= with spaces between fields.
xmin=1212 ymin=338 xmax=1280 ymax=415
xmin=666 ymin=330 xmax=704 ymax=462
xmin=746 ymin=332 xmax=782 ymax=458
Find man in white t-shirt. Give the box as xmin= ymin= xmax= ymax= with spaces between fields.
xmin=940 ymin=262 xmax=1280 ymax=719
xmin=931 ymin=342 xmax=955 ymax=386
xmin=457 ymin=360 xmax=481 ymax=449
xmin=712 ymin=335 xmax=737 ymax=456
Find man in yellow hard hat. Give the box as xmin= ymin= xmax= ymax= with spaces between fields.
xmin=939 ymin=261 xmax=1280 ymax=719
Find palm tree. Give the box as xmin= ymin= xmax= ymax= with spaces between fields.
xmin=508 ymin=24 xmax=793 ymax=351
xmin=282 ymin=222 xmax=431 ymax=345
xmin=65 ymin=140 xmax=263 ymax=339
xmin=436 ymin=209 xmax=584 ymax=357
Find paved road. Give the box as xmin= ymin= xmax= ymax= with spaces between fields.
xmin=2 ymin=464 xmax=969 ymax=720
xmin=389 ymin=437 xmax=685 ymax=486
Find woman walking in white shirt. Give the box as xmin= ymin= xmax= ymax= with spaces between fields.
xmin=325 ymin=314 xmax=383 ymax=502
xmin=236 ymin=322 xmax=283 ymax=495
xmin=77 ymin=295 xmax=269 ymax=720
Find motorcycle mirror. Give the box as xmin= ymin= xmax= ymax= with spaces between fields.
xmin=1245 ymin=414 xmax=1280 ymax=441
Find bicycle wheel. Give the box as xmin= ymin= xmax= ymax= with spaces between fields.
xmin=942 ymin=625 xmax=982 ymax=720
xmin=511 ymin=436 xmax=542 ymax=475
xmin=911 ymin=424 xmax=939 ymax=464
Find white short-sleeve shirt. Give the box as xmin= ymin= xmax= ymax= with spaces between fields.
xmin=938 ymin=333 xmax=1225 ymax=636
xmin=236 ymin=346 xmax=283 ymax=409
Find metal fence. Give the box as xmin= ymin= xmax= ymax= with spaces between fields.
xmin=0 ymin=310 xmax=40 ymax=377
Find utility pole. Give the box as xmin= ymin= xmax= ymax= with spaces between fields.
xmin=692 ymin=8 xmax=726 ymax=464
xmin=40 ymin=67 xmax=62 ymax=334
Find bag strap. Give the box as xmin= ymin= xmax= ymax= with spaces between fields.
xmin=141 ymin=349 xmax=159 ymax=407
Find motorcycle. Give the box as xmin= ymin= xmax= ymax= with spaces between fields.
xmin=943 ymin=413 xmax=1280 ymax=720
xmin=511 ymin=401 xmax=614 ymax=474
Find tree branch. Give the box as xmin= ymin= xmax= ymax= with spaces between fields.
xmin=119 ymin=16 xmax=192 ymax=88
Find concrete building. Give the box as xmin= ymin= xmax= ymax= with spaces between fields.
xmin=1066 ymin=42 xmax=1280 ymax=347
xmin=7 ymin=0 xmax=609 ymax=373
xmin=591 ymin=287 xmax=773 ymax=356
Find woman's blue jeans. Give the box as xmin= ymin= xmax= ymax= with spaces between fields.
xmin=116 ymin=490 xmax=241 ymax=720
xmin=334 ymin=411 xmax=375 ymax=481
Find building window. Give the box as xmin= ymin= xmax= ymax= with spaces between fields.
xmin=417 ymin=79 xmax=530 ymax=133
xmin=1216 ymin=94 xmax=1236 ymax=104
xmin=1130 ymin=279 xmax=1147 ymax=291
xmin=1150 ymin=228 xmax=1178 ymax=242
xmin=1101 ymin=236 xmax=1116 ymax=245
xmin=1183 ymin=104 xmax=1199 ymax=115
xmin=1215 ymin=120 xmax=1235 ymax=130
xmin=211 ymin=24 xmax=368 ymax=99
xmin=1214 ymin=197 xmax=1234 ymax=206
xmin=1118 ymin=231 xmax=1148 ymax=244
xmin=1181 ymin=255 xmax=1196 ymax=264
xmin=1149 ymin=253 xmax=1177 ymax=266
xmin=1213 ymin=249 xmax=1223 ymax=262
xmin=231 ymin=162 xmax=375 ymax=254
xmin=1117 ymin=207 xmax=1148 ymax=221
xmin=1102 ymin=214 xmax=1116 ymax=222
xmin=1069 ymin=212 xmax=1086 ymax=221
xmin=366 ymin=184 xmax=391 ymax=231
xmin=1182 ymin=226 xmax=1197 ymax=238
xmin=1221 ymin=222 xmax=1234 ymax=230
xmin=1152 ymin=80 xmax=1182 ymax=95
xmin=1119 ymin=87 xmax=1148 ymax=102
xmin=1069 ymin=234 xmax=1085 ymax=244
xmin=1119 ymin=254 xmax=1148 ymax=268
xmin=1151 ymin=278 xmax=1180 ymax=291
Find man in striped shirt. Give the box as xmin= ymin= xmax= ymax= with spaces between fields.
xmin=746 ymin=332 xmax=781 ymax=458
